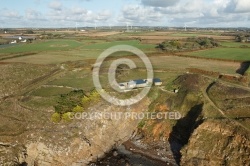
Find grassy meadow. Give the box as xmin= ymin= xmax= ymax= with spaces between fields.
xmin=1 ymin=30 xmax=249 ymax=111
xmin=0 ymin=39 xmax=156 ymax=64
xmin=0 ymin=39 xmax=82 ymax=54
xmin=220 ymin=41 xmax=250 ymax=48
xmin=186 ymin=47 xmax=250 ymax=61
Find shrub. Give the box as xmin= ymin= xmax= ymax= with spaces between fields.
xmin=26 ymin=30 xmax=34 ymax=34
xmin=72 ymin=105 xmax=84 ymax=113
xmin=51 ymin=112 xmax=61 ymax=123
xmin=62 ymin=112 xmax=73 ymax=122
xmin=53 ymin=90 xmax=101 ymax=118
xmin=82 ymin=96 xmax=90 ymax=105
xmin=138 ymin=120 xmax=146 ymax=128
xmin=89 ymin=90 xmax=100 ymax=102
xmin=54 ymin=90 xmax=85 ymax=114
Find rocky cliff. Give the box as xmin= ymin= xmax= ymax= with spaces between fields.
xmin=138 ymin=74 xmax=250 ymax=166
xmin=0 ymin=98 xmax=150 ymax=165
xmin=1 ymin=73 xmax=249 ymax=166
xmin=181 ymin=120 xmax=250 ymax=165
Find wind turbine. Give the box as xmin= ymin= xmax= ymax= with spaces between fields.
xmin=95 ymin=22 xmax=97 ymax=30
xmin=126 ymin=22 xmax=129 ymax=31
xmin=184 ymin=23 xmax=187 ymax=31
xmin=75 ymin=22 xmax=79 ymax=31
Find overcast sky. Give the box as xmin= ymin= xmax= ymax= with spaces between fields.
xmin=0 ymin=0 xmax=249 ymax=28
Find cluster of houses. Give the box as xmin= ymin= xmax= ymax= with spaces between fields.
xmin=6 ymin=36 xmax=36 ymax=44
xmin=10 ymin=37 xmax=27 ymax=44
xmin=118 ymin=78 xmax=162 ymax=91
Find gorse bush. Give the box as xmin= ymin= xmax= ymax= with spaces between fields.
xmin=62 ymin=112 xmax=73 ymax=122
xmin=72 ymin=105 xmax=84 ymax=113
xmin=51 ymin=112 xmax=61 ymax=123
xmin=82 ymin=96 xmax=90 ymax=106
xmin=52 ymin=89 xmax=101 ymax=122
xmin=54 ymin=90 xmax=85 ymax=114
xmin=88 ymin=90 xmax=100 ymax=102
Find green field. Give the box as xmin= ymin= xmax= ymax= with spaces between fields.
xmin=23 ymin=96 xmax=59 ymax=110
xmin=186 ymin=47 xmax=250 ymax=61
xmin=0 ymin=39 xmax=155 ymax=54
xmin=0 ymin=38 xmax=8 ymax=44
xmin=82 ymin=40 xmax=155 ymax=50
xmin=31 ymin=87 xmax=73 ymax=97
xmin=0 ymin=40 xmax=83 ymax=54
xmin=169 ymin=33 xmax=198 ymax=37
xmin=220 ymin=41 xmax=250 ymax=48
xmin=46 ymin=76 xmax=94 ymax=91
xmin=169 ymin=32 xmax=221 ymax=37
xmin=0 ymin=39 xmax=157 ymax=64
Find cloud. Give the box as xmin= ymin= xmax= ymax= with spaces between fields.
xmin=225 ymin=0 xmax=250 ymax=13
xmin=34 ymin=0 xmax=41 ymax=4
xmin=49 ymin=1 xmax=63 ymax=11
xmin=96 ymin=10 xmax=112 ymax=22
xmin=141 ymin=0 xmax=179 ymax=7
xmin=71 ymin=7 xmax=88 ymax=15
xmin=1 ymin=0 xmax=250 ymax=28
xmin=156 ymin=0 xmax=205 ymax=14
xmin=25 ymin=9 xmax=46 ymax=21
xmin=45 ymin=5 xmax=113 ymax=25
xmin=1 ymin=9 xmax=22 ymax=19
xmin=147 ymin=0 xmax=249 ymax=27
xmin=233 ymin=0 xmax=250 ymax=13
xmin=0 ymin=8 xmax=25 ymax=27
xmin=119 ymin=5 xmax=163 ymax=24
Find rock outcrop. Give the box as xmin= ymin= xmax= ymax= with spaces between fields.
xmin=181 ymin=120 xmax=250 ymax=166
xmin=0 ymin=98 xmax=150 ymax=165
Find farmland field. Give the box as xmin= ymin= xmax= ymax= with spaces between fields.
xmin=46 ymin=74 xmax=94 ymax=90
xmin=0 ymin=39 xmax=83 ymax=54
xmin=0 ymin=52 xmax=88 ymax=64
xmin=1 ymin=39 xmax=157 ymax=64
xmin=185 ymin=47 xmax=250 ymax=61
xmin=1 ymin=29 xmax=250 ymax=166
xmin=31 ymin=86 xmax=73 ymax=97
xmin=0 ymin=30 xmax=249 ymax=109
xmin=82 ymin=40 xmax=155 ymax=50
xmin=1 ymin=0 xmax=250 ymax=164
xmin=220 ymin=41 xmax=250 ymax=48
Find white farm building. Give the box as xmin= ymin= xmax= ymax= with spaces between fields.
xmin=118 ymin=78 xmax=162 ymax=91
